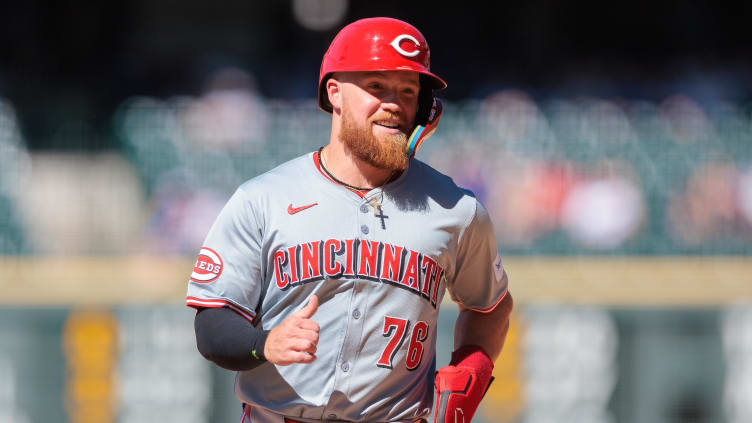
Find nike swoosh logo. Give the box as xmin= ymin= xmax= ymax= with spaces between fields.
xmin=287 ymin=202 xmax=318 ymax=215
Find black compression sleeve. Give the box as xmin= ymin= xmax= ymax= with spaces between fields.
xmin=194 ymin=307 xmax=270 ymax=371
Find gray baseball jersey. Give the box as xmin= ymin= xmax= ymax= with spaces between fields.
xmin=186 ymin=151 xmax=508 ymax=422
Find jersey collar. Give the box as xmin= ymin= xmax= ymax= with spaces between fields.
xmin=311 ymin=150 xmax=407 ymax=199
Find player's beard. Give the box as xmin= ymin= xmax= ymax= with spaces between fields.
xmin=340 ymin=108 xmax=409 ymax=171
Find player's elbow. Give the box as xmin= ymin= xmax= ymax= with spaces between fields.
xmin=195 ymin=333 xmax=215 ymax=362
xmin=491 ymin=292 xmax=513 ymax=339
xmin=194 ymin=311 xmax=221 ymax=363
xmin=501 ymin=291 xmax=514 ymax=316
xmin=193 ymin=307 xmax=266 ymax=371
xmin=193 ymin=308 xmax=238 ymax=368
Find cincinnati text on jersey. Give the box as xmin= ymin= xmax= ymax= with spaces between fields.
xmin=273 ymin=239 xmax=445 ymax=308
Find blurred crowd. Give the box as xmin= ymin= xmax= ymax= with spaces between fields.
xmin=429 ymin=90 xmax=752 ymax=253
xmin=1 ymin=67 xmax=751 ymax=256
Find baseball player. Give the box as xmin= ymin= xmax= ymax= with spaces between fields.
xmin=188 ymin=17 xmax=513 ymax=423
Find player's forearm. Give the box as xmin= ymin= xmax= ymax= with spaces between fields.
xmin=453 ymin=292 xmax=513 ymax=361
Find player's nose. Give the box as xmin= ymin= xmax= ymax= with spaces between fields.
xmin=379 ymin=93 xmax=403 ymax=115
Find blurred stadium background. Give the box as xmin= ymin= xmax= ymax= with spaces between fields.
xmin=1 ymin=1 xmax=751 ymax=422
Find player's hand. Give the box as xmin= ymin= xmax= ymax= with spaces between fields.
xmin=433 ymin=346 xmax=494 ymax=423
xmin=264 ymin=295 xmax=320 ymax=365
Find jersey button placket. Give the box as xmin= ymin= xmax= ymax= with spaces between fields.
xmin=335 ymin=201 xmax=367 ymax=398
xmin=357 ymin=200 xmax=370 ymax=238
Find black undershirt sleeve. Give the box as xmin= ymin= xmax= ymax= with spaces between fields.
xmin=194 ymin=307 xmax=270 ymax=371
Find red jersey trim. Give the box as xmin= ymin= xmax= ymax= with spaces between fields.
xmin=186 ymin=296 xmax=255 ymax=324
xmin=459 ymin=289 xmax=509 ymax=314
xmin=242 ymin=403 xmax=302 ymax=423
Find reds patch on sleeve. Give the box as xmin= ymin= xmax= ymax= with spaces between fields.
xmin=190 ymin=247 xmax=223 ymax=283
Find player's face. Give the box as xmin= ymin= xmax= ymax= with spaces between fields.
xmin=338 ymin=71 xmax=420 ymax=171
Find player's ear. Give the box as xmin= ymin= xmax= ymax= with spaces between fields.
xmin=326 ymin=78 xmax=343 ymax=113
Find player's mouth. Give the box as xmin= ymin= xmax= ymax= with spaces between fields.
xmin=373 ymin=120 xmax=404 ymax=134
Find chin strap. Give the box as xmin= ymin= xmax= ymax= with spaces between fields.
xmin=406 ymin=98 xmax=443 ymax=158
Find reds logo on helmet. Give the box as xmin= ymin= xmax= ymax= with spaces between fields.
xmin=390 ymin=34 xmax=421 ymax=58
xmin=191 ymin=247 xmax=223 ymax=283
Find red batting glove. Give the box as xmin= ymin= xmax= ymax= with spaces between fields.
xmin=433 ymin=346 xmax=494 ymax=423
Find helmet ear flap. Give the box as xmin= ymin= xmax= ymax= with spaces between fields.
xmin=319 ymin=74 xmax=334 ymax=113
xmin=406 ymin=94 xmax=443 ymax=158
xmin=415 ymin=76 xmax=434 ymax=126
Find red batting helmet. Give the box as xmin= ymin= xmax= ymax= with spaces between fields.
xmin=318 ymin=17 xmax=447 ymax=120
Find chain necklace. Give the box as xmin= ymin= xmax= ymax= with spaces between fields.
xmin=318 ymin=147 xmax=393 ymax=228
xmin=318 ymin=147 xmax=372 ymax=192
xmin=318 ymin=146 xmax=395 ymax=194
